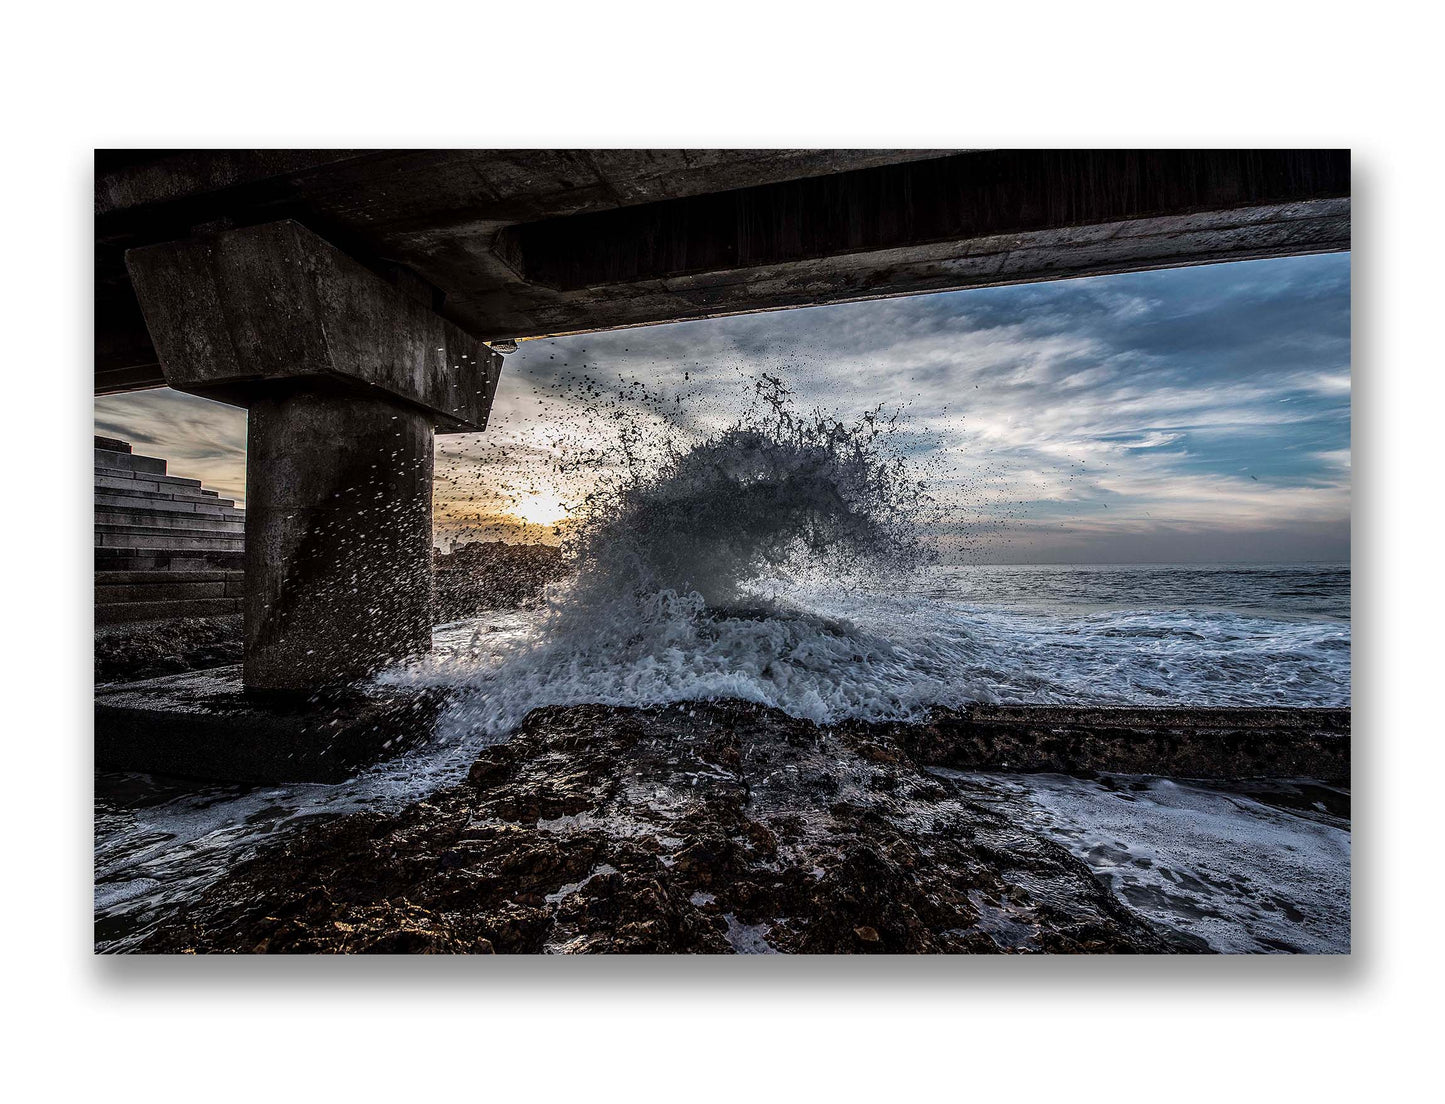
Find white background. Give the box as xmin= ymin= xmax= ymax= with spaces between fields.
xmin=1 ymin=2 xmax=1438 ymax=1099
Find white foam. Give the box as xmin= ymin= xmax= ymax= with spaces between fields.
xmin=96 ymin=374 xmax=1350 ymax=951
xmin=382 ymin=386 xmax=1347 ymax=750
xmin=722 ymin=913 xmax=778 ymax=954
xmin=378 ymin=570 xmax=1349 ymax=762
xmin=940 ymin=770 xmax=1351 ymax=953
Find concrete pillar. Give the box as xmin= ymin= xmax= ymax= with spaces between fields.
xmin=125 ymin=220 xmax=502 ymax=694
xmin=244 ymin=391 xmax=434 ymax=692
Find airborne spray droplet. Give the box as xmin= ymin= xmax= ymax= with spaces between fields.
xmin=386 ymin=370 xmax=968 ymax=739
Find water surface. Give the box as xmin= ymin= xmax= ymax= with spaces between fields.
xmin=96 ymin=561 xmax=1350 ymax=953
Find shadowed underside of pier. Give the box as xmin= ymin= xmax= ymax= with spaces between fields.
xmin=96 ymin=148 xmax=1350 ymax=394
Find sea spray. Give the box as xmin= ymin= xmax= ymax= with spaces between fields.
xmin=563 ymin=374 xmax=941 ymax=605
xmin=384 ymin=373 xmax=968 ymax=736
xmin=384 ymin=372 xmax=1352 ymax=748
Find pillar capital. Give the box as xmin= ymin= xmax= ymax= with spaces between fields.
xmin=125 ymin=219 xmax=501 ymax=432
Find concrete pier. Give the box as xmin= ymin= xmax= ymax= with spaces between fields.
xmin=97 ymin=150 xmax=1350 ymax=394
xmin=244 ymin=392 xmax=434 ymax=691
xmin=125 ymin=219 xmax=502 ymax=693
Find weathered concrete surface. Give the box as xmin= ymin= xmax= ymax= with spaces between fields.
xmin=121 ymin=222 xmax=508 ymax=691
xmin=97 ymin=149 xmax=1349 ymax=393
xmin=243 ymin=392 xmax=434 ymax=691
xmin=124 ymin=220 xmax=502 ymax=430
xmin=94 ymin=665 xmax=442 ymax=783
xmin=95 ymin=547 xmax=244 ymax=572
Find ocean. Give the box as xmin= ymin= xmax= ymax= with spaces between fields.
xmin=95 ymin=560 xmax=1350 ymax=953
xmin=845 ymin=560 xmax=1350 ymax=707
xmin=385 ymin=560 xmax=1351 ymax=742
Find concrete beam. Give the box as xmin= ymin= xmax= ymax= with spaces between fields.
xmin=97 ymin=150 xmax=1348 ymax=392
xmin=497 ymin=150 xmax=1350 ymax=291
xmin=125 ymin=220 xmax=502 ymax=431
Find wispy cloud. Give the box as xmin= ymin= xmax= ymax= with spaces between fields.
xmin=94 ymin=252 xmax=1350 ymax=563
xmin=94 ymin=389 xmax=248 ymax=504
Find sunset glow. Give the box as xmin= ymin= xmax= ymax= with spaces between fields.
xmin=510 ymin=491 xmax=568 ymax=527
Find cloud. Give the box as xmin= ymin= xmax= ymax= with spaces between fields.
xmin=93 ymin=252 xmax=1350 ymax=563
xmin=94 ymin=389 xmax=248 ymax=504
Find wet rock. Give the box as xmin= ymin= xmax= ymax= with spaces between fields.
xmin=95 ymin=615 xmax=242 ymax=683
xmin=887 ymin=705 xmax=1350 ymax=783
xmin=143 ymin=700 xmax=1185 ymax=955
xmin=432 ymin=542 xmax=567 ymax=621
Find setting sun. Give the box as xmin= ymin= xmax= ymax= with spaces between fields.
xmin=511 ymin=490 xmax=568 ymax=526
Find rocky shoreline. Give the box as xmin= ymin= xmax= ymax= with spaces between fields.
xmin=95 ymin=614 xmax=242 ymax=684
xmin=96 ymin=542 xmax=566 ymax=685
xmin=433 ymin=541 xmax=567 ymax=621
xmin=885 ymin=704 xmax=1350 ymax=783
xmin=143 ymin=700 xmax=1209 ymax=954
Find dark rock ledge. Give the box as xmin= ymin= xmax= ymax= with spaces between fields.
xmin=143 ymin=701 xmax=1204 ymax=954
xmin=885 ymin=704 xmax=1350 ymax=784
xmin=95 ymin=615 xmax=242 ymax=684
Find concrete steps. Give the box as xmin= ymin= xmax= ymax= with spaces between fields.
xmin=96 ymin=524 xmax=245 ymax=550
xmin=97 ymin=568 xmax=243 ymax=585
xmin=95 ymin=472 xmax=218 ymax=495
xmin=96 ymin=571 xmax=245 ymax=603
xmin=95 ymin=508 xmax=244 ymax=533
xmin=94 ymin=437 xmax=246 ymax=622
xmin=96 ymin=598 xmax=243 ymax=624
xmin=95 ymin=547 xmax=246 ymax=572
xmin=94 ymin=448 xmax=166 ymax=476
xmin=94 ymin=488 xmax=235 ymax=514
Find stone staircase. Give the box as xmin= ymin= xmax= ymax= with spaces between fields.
xmin=95 ymin=435 xmax=246 ymax=623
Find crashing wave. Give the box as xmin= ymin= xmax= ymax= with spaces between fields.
xmin=384 ymin=374 xmax=961 ymax=736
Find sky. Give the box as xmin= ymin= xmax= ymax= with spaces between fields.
xmin=95 ymin=252 xmax=1350 ymax=564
